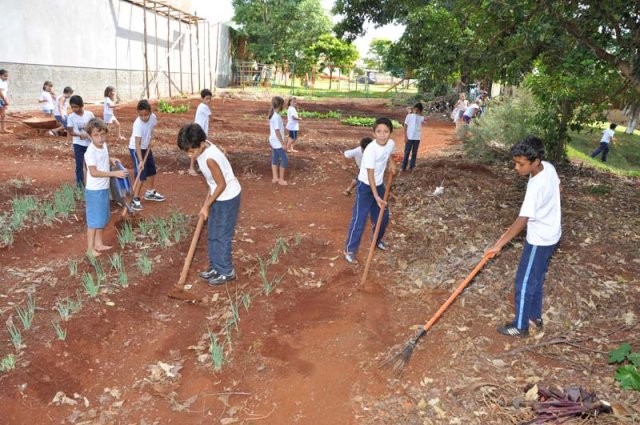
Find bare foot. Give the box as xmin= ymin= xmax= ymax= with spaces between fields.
xmin=188 ymin=168 xmax=198 ymax=176
xmin=291 ymin=149 xmax=299 ymax=153
xmin=278 ymin=180 xmax=288 ymax=186
xmin=343 ymin=189 xmax=351 ymax=196
xmin=95 ymin=245 xmax=113 ymax=252
xmin=88 ymin=250 xmax=102 ymax=258
xmin=0 ymin=129 xmax=13 ymax=134
xmin=272 ymin=178 xmax=279 ymax=183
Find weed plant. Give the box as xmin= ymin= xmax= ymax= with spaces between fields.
xmin=118 ymin=270 xmax=129 ymax=287
xmin=270 ymin=237 xmax=289 ymax=264
xmin=136 ymin=251 xmax=153 ymax=275
xmin=68 ymin=259 xmax=78 ymax=276
xmin=54 ymin=184 xmax=79 ymax=218
xmin=208 ymin=330 xmax=224 ymax=371
xmin=138 ymin=219 xmax=152 ymax=236
xmin=15 ymin=294 xmax=36 ymax=330
xmin=55 ymin=296 xmax=82 ymax=321
xmin=0 ymin=354 xmax=16 ymax=372
xmin=81 ymin=272 xmax=100 ymax=298
xmin=258 ymin=256 xmax=272 ymax=295
xmin=117 ymin=222 xmax=135 ymax=248
xmin=108 ymin=253 xmax=124 ymax=273
xmin=10 ymin=196 xmax=38 ymax=229
xmin=87 ymin=254 xmax=106 ymax=284
xmin=7 ymin=321 xmax=23 ymax=350
xmin=41 ymin=201 xmax=57 ymax=225
xmin=153 ymin=218 xmax=171 ymax=247
xmin=241 ymin=293 xmax=251 ymax=311
xmin=52 ymin=322 xmax=67 ymax=341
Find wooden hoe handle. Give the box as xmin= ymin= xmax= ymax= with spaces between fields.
xmin=176 ymin=214 xmax=206 ymax=288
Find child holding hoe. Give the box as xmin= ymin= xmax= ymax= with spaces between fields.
xmin=344 ymin=117 xmax=397 ymax=264
xmin=84 ymin=118 xmax=128 ymax=257
xmin=486 ymin=135 xmax=561 ymax=337
xmin=177 ymin=123 xmax=242 ymax=286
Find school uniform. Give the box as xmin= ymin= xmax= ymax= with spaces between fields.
xmin=67 ymin=110 xmax=96 ymax=186
xmin=402 ymin=113 xmax=424 ymax=170
xmin=128 ymin=113 xmax=158 ymax=181
xmin=345 ymin=139 xmax=395 ymax=254
xmin=84 ymin=142 xmax=111 ymax=229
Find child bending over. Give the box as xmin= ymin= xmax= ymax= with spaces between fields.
xmin=343 ymin=136 xmax=373 ymax=196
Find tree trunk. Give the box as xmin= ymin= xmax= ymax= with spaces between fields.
xmin=329 ymin=67 xmax=333 ymax=90
xmin=549 ymin=99 xmax=572 ymax=162
xmin=624 ymin=102 xmax=639 ymax=134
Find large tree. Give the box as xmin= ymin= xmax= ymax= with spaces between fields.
xmin=309 ymin=34 xmax=359 ymax=89
xmin=364 ymin=39 xmax=392 ymax=72
xmin=232 ymin=0 xmax=331 ymax=64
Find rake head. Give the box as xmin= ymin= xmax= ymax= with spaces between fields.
xmin=379 ymin=329 xmax=426 ymax=376
xmin=167 ymin=285 xmax=202 ymax=303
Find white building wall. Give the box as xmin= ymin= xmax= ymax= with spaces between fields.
xmin=0 ymin=0 xmax=231 ymax=109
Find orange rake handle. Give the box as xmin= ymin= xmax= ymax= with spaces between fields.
xmin=421 ymin=252 xmax=495 ymax=333
xmin=176 ymin=214 xmax=206 ymax=288
xmin=360 ymin=171 xmax=394 ymax=287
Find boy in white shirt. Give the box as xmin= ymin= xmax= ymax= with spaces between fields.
xmin=344 ymin=118 xmax=397 ymax=264
xmin=487 ymin=135 xmax=561 ymax=337
xmin=0 ymin=69 xmax=11 ymax=134
xmin=84 ymin=118 xmax=128 ymax=257
xmin=189 ymin=88 xmax=224 ymax=176
xmin=342 ymin=137 xmax=373 ymax=195
xmin=590 ymin=123 xmax=617 ymax=163
xmin=177 ymin=123 xmax=242 ymax=286
xmin=129 ymin=99 xmax=165 ymax=210
xmin=66 ymin=95 xmax=96 ymax=186
xmin=402 ymin=102 xmax=426 ymax=172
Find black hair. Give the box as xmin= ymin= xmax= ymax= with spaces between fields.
xmin=511 ymin=135 xmax=545 ymax=162
xmin=609 ymin=123 xmax=617 ymax=130
xmin=104 ymin=85 xmax=115 ymax=97
xmin=137 ymin=99 xmax=151 ymax=112
xmin=201 ymin=88 xmax=212 ymax=98
xmin=373 ymin=117 xmax=393 ymax=133
xmin=85 ymin=118 xmax=108 ymax=135
xmin=0 ymin=69 xmax=7 ymax=76
xmin=69 ymin=95 xmax=84 ymax=107
xmin=177 ymin=123 xmax=206 ymax=151
xmin=413 ymin=102 xmax=423 ymax=113
xmin=269 ymin=96 xmax=284 ymax=119
xmin=63 ymin=86 xmax=74 ymax=95
xmin=360 ymin=136 xmax=373 ymax=150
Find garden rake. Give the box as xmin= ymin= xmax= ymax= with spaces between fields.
xmin=167 ymin=214 xmax=205 ymax=302
xmin=360 ymin=171 xmax=394 ymax=288
xmin=380 ymin=252 xmax=495 ymax=375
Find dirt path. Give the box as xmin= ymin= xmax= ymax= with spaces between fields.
xmin=1 ymin=94 xmax=638 ymax=425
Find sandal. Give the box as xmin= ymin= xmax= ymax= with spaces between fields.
xmin=342 ymin=189 xmax=351 ymax=196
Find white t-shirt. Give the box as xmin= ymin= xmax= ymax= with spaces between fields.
xmin=269 ymin=113 xmax=285 ymax=149
xmin=39 ymin=91 xmax=54 ymax=112
xmin=358 ymin=139 xmax=395 ymax=186
xmin=194 ymin=103 xmax=211 ymax=134
xmin=519 ymin=161 xmax=561 ymax=246
xmin=104 ymin=97 xmax=115 ymax=119
xmin=129 ymin=113 xmax=157 ymax=150
xmin=84 ymin=142 xmax=111 ymax=190
xmin=286 ymin=106 xmax=299 ymax=131
xmin=0 ymin=79 xmax=8 ymax=98
xmin=344 ymin=146 xmax=364 ymax=167
xmin=67 ymin=111 xmax=95 ymax=147
xmin=54 ymin=95 xmax=68 ymax=117
xmin=197 ymin=142 xmax=241 ymax=201
xmin=600 ymin=128 xmax=614 ymax=144
xmin=463 ymin=104 xmax=480 ymax=118
xmin=404 ymin=113 xmax=424 ymax=140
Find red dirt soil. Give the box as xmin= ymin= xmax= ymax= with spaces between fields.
xmin=0 ymin=94 xmax=459 ymax=424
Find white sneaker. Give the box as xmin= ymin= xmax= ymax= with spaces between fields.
xmin=144 ymin=190 xmax=165 ymax=202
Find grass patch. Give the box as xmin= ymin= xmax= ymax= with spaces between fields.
xmin=567 ymin=127 xmax=640 ymax=177
xmin=341 ymin=116 xmax=402 ymax=129
xmin=0 ymin=354 xmax=16 ymax=372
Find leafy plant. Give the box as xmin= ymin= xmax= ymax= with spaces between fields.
xmin=341 ymin=116 xmax=402 ymax=128
xmin=55 ymin=296 xmax=82 ymax=321
xmin=81 ymin=272 xmax=100 ymax=298
xmin=87 ymin=254 xmax=106 ymax=284
xmin=54 ymin=184 xmax=78 ymax=218
xmin=136 ymin=251 xmax=153 ymax=275
xmin=208 ymin=330 xmax=224 ymax=371
xmin=609 ymin=343 xmax=640 ymax=391
xmin=52 ymin=321 xmax=67 ymax=341
xmin=283 ymin=109 xmax=342 ymax=119
xmin=241 ymin=293 xmax=251 ymax=311
xmin=41 ymin=201 xmax=57 ymax=225
xmin=7 ymin=320 xmax=23 ymax=350
xmin=108 ymin=253 xmax=123 ymax=273
xmin=15 ymin=294 xmax=36 ymax=330
xmin=158 ymin=99 xmax=189 ymax=114
xmin=68 ymin=259 xmax=78 ymax=276
xmin=270 ymin=237 xmax=289 ymax=264
xmin=153 ymin=218 xmax=171 ymax=247
xmin=10 ymin=195 xmax=38 ymax=229
xmin=138 ymin=219 xmax=152 ymax=236
xmin=117 ymin=222 xmax=135 ymax=248
xmin=0 ymin=354 xmax=16 ymax=372
xmin=258 ymin=256 xmax=272 ymax=295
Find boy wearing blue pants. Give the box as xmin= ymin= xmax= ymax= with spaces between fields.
xmin=177 ymin=123 xmax=242 ymax=286
xmin=487 ymin=135 xmax=561 ymax=337
xmin=344 ymin=118 xmax=397 ymax=264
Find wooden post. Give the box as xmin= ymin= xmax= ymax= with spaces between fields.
xmin=167 ymin=9 xmax=172 ymax=98
xmin=143 ymin=0 xmax=150 ymax=99
xmin=189 ymin=22 xmax=194 ymax=94
xmin=154 ymin=2 xmax=159 ymax=98
xmin=179 ymin=12 xmax=183 ymax=94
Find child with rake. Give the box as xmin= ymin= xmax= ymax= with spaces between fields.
xmin=486 ymin=135 xmax=561 ymax=337
xmin=344 ymin=117 xmax=397 ymax=264
xmin=177 ymin=123 xmax=242 ymax=286
xmin=84 ymin=118 xmax=128 ymax=257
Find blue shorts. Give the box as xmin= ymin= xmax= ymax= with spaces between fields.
xmin=462 ymin=115 xmax=472 ymax=124
xmin=130 ymin=148 xmax=157 ymax=181
xmin=271 ymin=148 xmax=288 ymax=168
xmin=0 ymin=99 xmax=5 ymax=109
xmin=288 ymin=130 xmax=298 ymax=140
xmin=54 ymin=115 xmax=67 ymax=127
xmin=85 ymin=189 xmax=110 ymax=229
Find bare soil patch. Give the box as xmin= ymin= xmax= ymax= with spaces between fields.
xmin=0 ymin=93 xmax=638 ymax=424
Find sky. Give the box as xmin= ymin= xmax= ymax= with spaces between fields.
xmin=191 ymin=0 xmax=403 ymax=57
